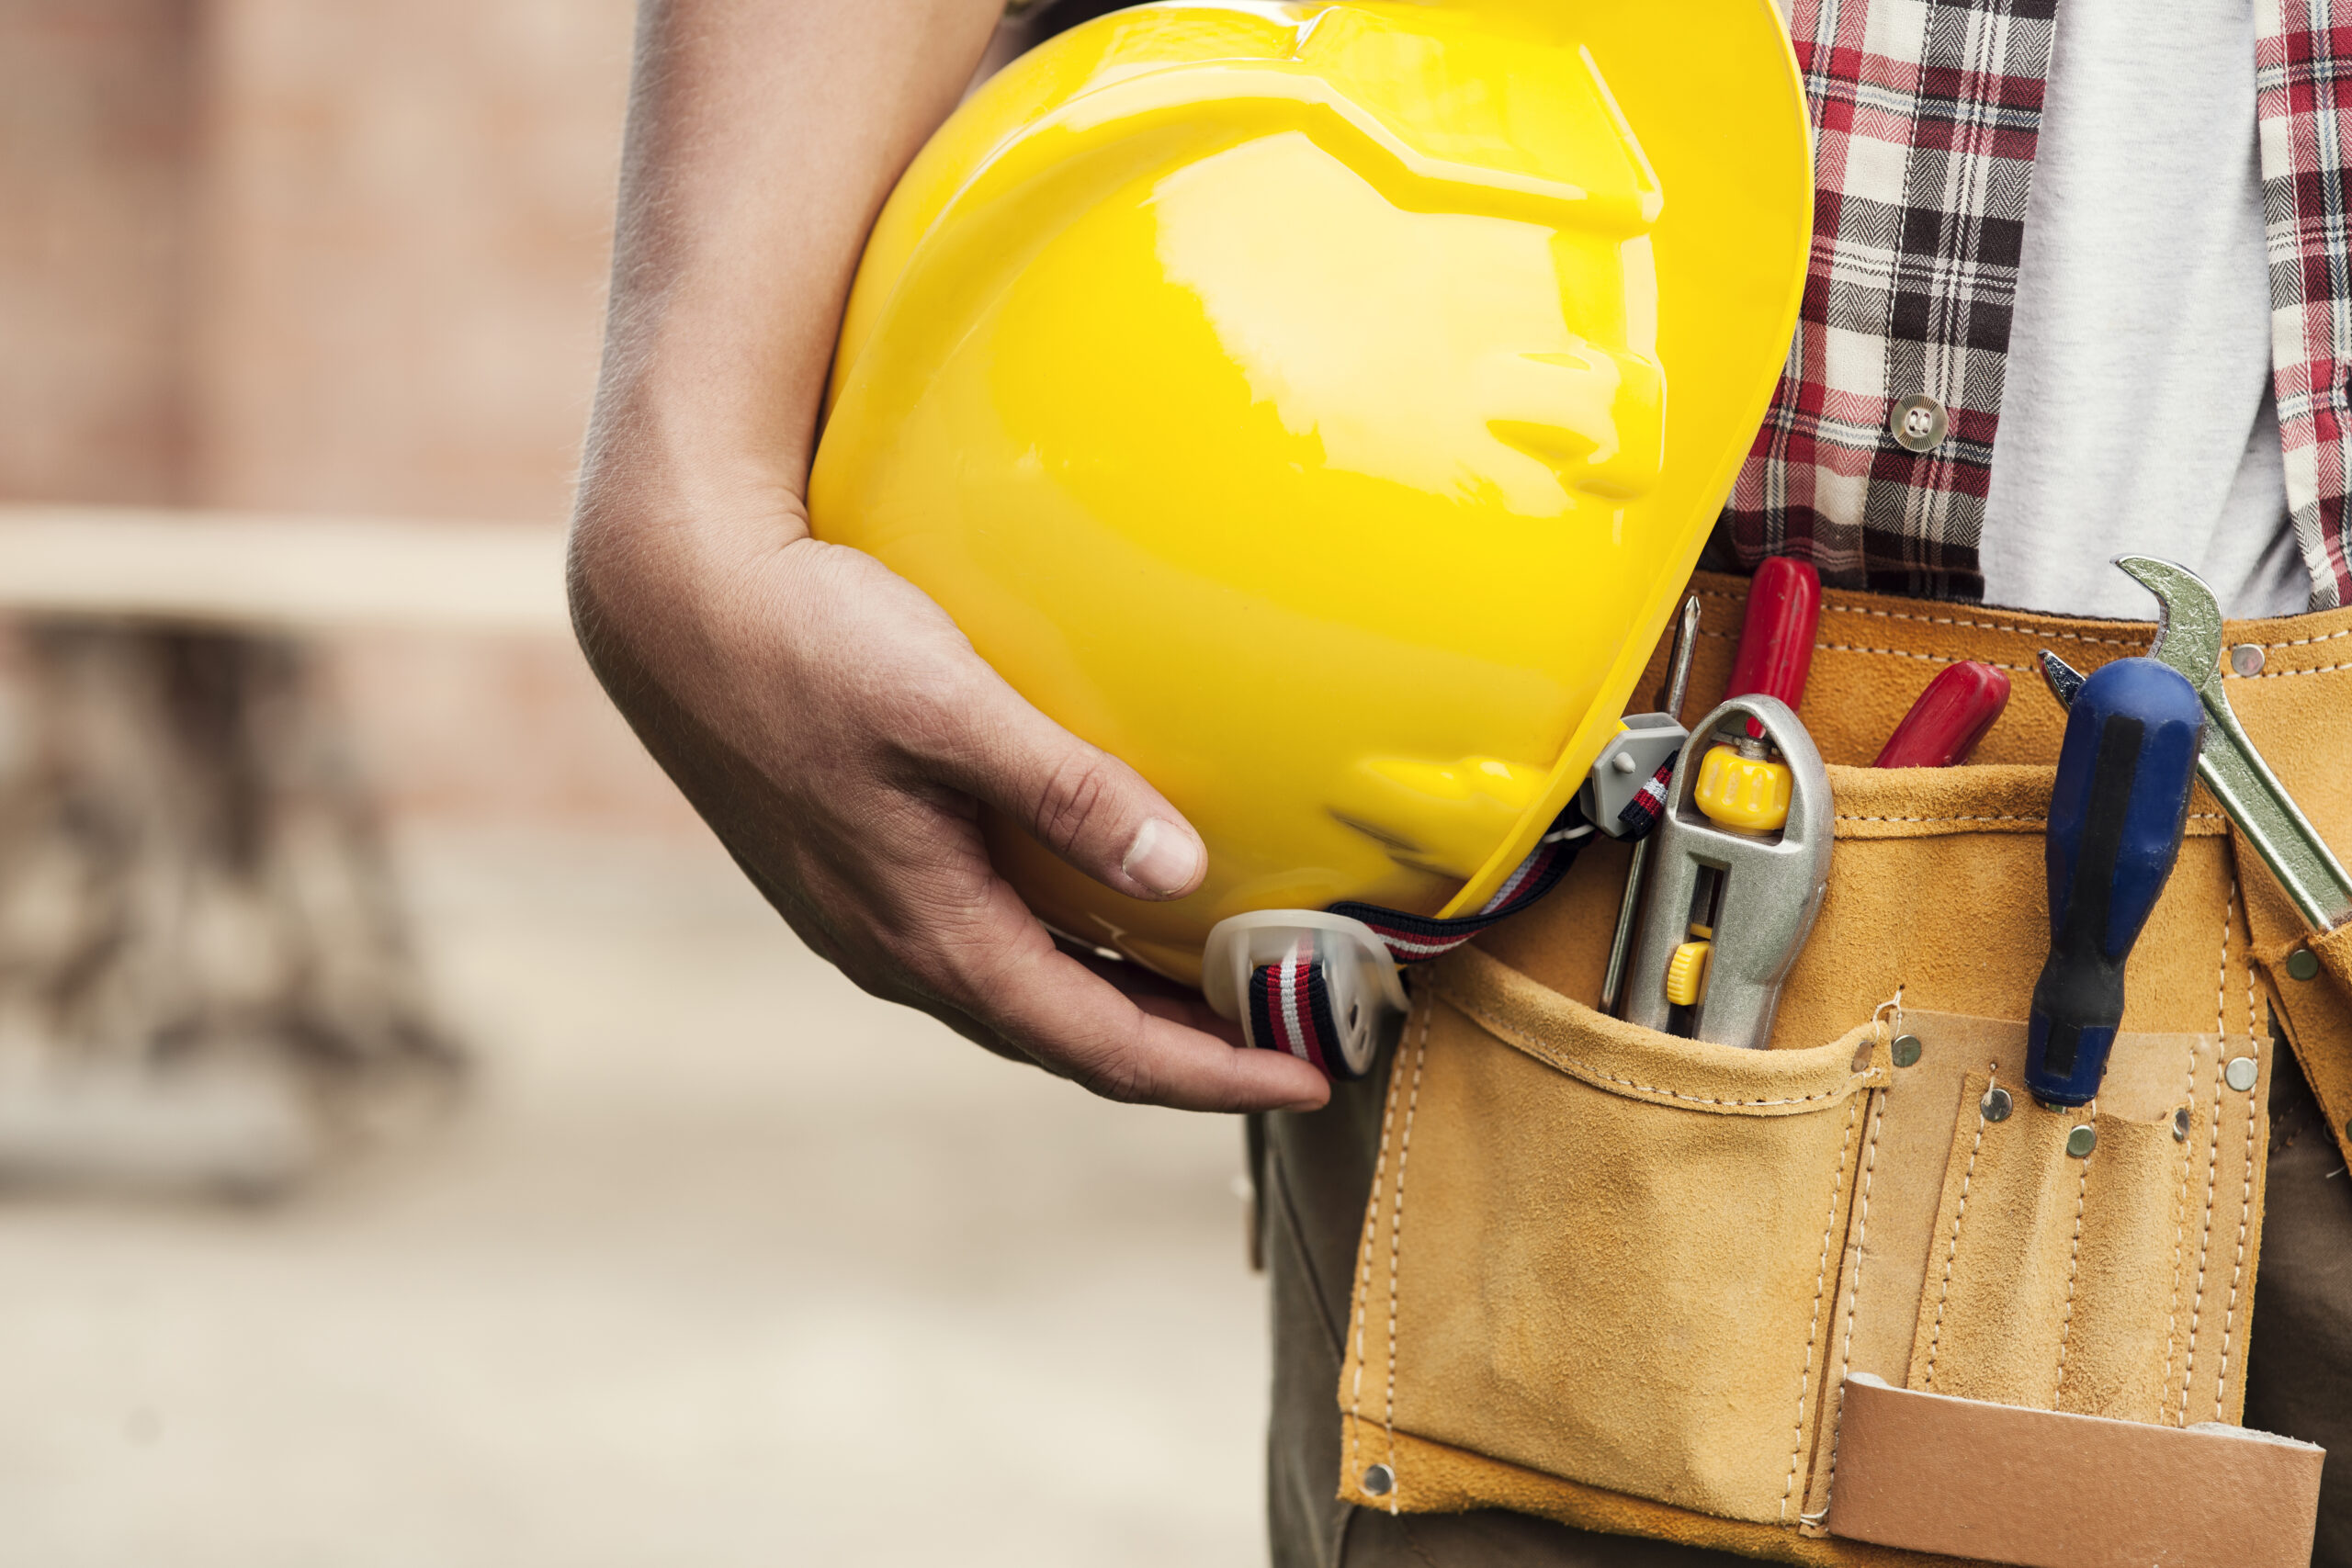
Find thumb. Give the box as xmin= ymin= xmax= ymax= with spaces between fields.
xmin=926 ymin=673 xmax=1206 ymax=902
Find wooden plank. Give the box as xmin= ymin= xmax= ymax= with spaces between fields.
xmin=0 ymin=504 xmax=570 ymax=633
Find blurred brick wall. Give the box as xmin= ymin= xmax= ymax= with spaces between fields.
xmin=195 ymin=0 xmax=629 ymax=520
xmin=0 ymin=1 xmax=198 ymax=504
xmin=0 ymin=0 xmax=698 ymax=836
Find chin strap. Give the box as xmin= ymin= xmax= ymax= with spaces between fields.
xmin=1238 ymin=807 xmax=1595 ymax=1077
xmin=1330 ymin=810 xmax=1596 ymax=961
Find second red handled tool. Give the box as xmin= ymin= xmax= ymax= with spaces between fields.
xmin=1874 ymin=661 xmax=2010 ymax=768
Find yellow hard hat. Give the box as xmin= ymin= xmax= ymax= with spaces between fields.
xmin=810 ymin=0 xmax=1811 ymax=989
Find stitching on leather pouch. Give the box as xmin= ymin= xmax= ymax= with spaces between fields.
xmin=2242 ymin=659 xmax=2352 ymax=678
xmin=2246 ymin=624 xmax=2352 ymax=650
xmin=1836 ymin=812 xmax=2226 ymax=826
xmin=2180 ymin=892 xmax=2234 ymax=1424
xmin=1698 ymin=588 xmax=2146 ymax=649
xmin=2052 ymin=1120 xmax=2093 ymax=1408
xmin=1351 ymin=992 xmax=1415 ymax=1496
xmin=1381 ymin=998 xmax=1433 ymax=1512
xmin=2216 ymin=904 xmax=2260 ymax=1418
xmin=1818 ymin=642 xmax=2041 ymax=674
xmin=1819 ymin=1079 xmax=1888 ymax=1509
xmin=2163 ymin=1084 xmax=2193 ymax=1422
xmin=1838 ymin=813 xmax=2047 ymax=825
xmin=1699 ymin=585 xmax=2352 ymax=658
xmin=1817 ymin=602 xmax=2144 ymax=647
xmin=1782 ymin=1095 xmax=1860 ymax=1522
xmin=1437 ymin=989 xmax=1876 ymax=1108
xmin=1922 ymin=1080 xmax=1992 ymax=1389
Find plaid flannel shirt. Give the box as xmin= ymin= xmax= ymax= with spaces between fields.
xmin=1722 ymin=0 xmax=2352 ymax=610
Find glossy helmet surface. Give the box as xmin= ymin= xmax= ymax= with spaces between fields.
xmin=810 ymin=0 xmax=1812 ymax=984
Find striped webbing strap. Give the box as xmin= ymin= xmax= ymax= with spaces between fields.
xmin=1242 ymin=809 xmax=1593 ymax=1076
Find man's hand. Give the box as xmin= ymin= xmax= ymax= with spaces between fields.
xmin=571 ymin=475 xmax=1329 ymax=1112
xmin=571 ymin=0 xmax=1326 ymax=1112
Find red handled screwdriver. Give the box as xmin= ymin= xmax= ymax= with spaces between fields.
xmin=1873 ymin=661 xmax=2011 ymax=768
xmin=1622 ymin=558 xmax=1824 ymax=840
xmin=1685 ymin=556 xmax=1824 ymax=833
xmin=1726 ymin=556 xmax=1822 ymax=735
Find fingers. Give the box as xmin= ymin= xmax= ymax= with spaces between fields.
xmin=986 ymin=942 xmax=1327 ymax=1112
xmin=918 ymin=670 xmax=1207 ymax=903
xmin=761 ymin=543 xmax=1205 ymax=903
xmin=1050 ymin=931 xmax=1247 ymax=1047
xmin=787 ymin=826 xmax=1317 ymax=1111
xmin=1126 ymin=989 xmax=1247 ymax=1050
xmin=599 ymin=534 xmax=1321 ymax=1112
xmin=877 ymin=878 xmax=1321 ymax=1111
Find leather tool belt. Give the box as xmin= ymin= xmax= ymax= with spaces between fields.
xmin=1334 ymin=572 xmax=2348 ymax=1568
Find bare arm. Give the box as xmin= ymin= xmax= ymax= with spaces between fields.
xmin=570 ymin=0 xmax=1329 ymax=1113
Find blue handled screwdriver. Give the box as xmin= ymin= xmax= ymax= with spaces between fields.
xmin=2026 ymin=657 xmax=2205 ymax=1108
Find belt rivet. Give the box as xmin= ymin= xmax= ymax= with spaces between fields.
xmin=2225 ymin=1056 xmax=2258 ymax=1092
xmin=1982 ymin=1086 xmax=2013 ymax=1122
xmin=1362 ymin=1464 xmax=1396 ymax=1496
xmin=2229 ymin=642 xmax=2267 ymax=677
xmin=2173 ymin=1107 xmax=2191 ymax=1142
xmin=2288 ymin=947 xmax=2321 ymax=982
xmin=1891 ymin=1033 xmax=1922 ymax=1067
xmin=2066 ymin=1124 xmax=2097 ymax=1158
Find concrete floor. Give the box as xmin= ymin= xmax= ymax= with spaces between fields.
xmin=0 ymin=827 xmax=1272 ymax=1566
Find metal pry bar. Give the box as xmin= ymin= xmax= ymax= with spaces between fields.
xmin=2054 ymin=558 xmax=2352 ymax=933
xmin=1600 ymin=594 xmax=1702 ymax=1015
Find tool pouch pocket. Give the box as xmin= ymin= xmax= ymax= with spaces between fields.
xmin=1337 ymin=946 xmax=1886 ymax=1527
xmin=1907 ymin=1079 xmax=2188 ymax=1421
xmin=1336 ymin=761 xmax=2296 ymax=1564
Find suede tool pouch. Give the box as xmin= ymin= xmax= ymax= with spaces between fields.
xmin=1335 ymin=755 xmax=2295 ymax=1568
xmin=1337 ymin=946 xmax=1888 ymax=1529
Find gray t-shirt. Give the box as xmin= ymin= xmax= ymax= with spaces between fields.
xmin=1977 ymin=0 xmax=2312 ymax=620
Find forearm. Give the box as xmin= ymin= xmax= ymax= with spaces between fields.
xmin=561 ymin=0 xmax=1327 ymax=1114
xmin=585 ymin=0 xmax=1003 ymax=513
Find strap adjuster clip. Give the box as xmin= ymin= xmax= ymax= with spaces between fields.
xmin=1202 ymin=911 xmax=1408 ymax=1079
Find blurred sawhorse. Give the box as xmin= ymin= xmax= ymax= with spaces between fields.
xmin=0 ymin=506 xmax=566 ymax=1197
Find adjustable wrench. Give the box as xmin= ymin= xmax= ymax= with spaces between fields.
xmin=1622 ymin=694 xmax=1832 ymax=1048
xmin=2038 ymin=556 xmax=2352 ymax=935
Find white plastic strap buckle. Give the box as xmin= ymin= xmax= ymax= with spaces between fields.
xmin=1201 ymin=910 xmax=1410 ymax=1079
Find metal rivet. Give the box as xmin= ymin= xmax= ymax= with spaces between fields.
xmin=1889 ymin=392 xmax=1949 ymax=453
xmin=2344 ymin=1115 xmax=2352 ymax=1144
xmin=1362 ymin=1463 xmax=1395 ymax=1496
xmin=2173 ymin=1107 xmax=2192 ymax=1142
xmin=1982 ymin=1086 xmax=2013 ymax=1122
xmin=1892 ymin=1033 xmax=1923 ymax=1067
xmin=2066 ymin=1124 xmax=2098 ymax=1158
xmin=2225 ymin=1055 xmax=2259 ymax=1092
xmin=2288 ymin=946 xmax=2322 ymax=982
xmin=2230 ymin=643 xmax=2267 ymax=677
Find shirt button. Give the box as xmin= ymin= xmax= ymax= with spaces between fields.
xmin=1889 ymin=393 xmax=1948 ymax=453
